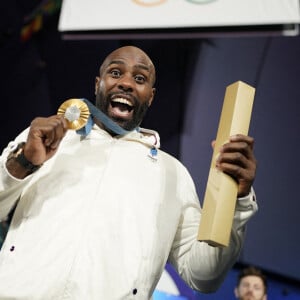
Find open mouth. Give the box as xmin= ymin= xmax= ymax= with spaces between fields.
xmin=109 ymin=97 xmax=134 ymax=119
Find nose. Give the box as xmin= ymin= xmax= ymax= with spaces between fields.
xmin=246 ymin=287 xmax=255 ymax=295
xmin=118 ymin=74 xmax=134 ymax=92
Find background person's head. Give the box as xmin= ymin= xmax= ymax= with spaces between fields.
xmin=234 ymin=266 xmax=267 ymax=300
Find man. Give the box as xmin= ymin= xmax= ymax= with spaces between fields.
xmin=0 ymin=46 xmax=258 ymax=299
xmin=234 ymin=266 xmax=268 ymax=300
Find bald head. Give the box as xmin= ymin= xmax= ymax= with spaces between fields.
xmin=94 ymin=45 xmax=156 ymax=132
xmin=99 ymin=46 xmax=156 ymax=86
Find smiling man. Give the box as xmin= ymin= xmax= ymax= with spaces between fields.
xmin=95 ymin=46 xmax=155 ymax=132
xmin=0 ymin=46 xmax=258 ymax=299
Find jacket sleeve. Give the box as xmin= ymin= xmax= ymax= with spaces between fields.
xmin=0 ymin=129 xmax=32 ymax=221
xmin=168 ymin=166 xmax=258 ymax=293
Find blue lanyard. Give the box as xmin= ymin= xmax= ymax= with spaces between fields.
xmin=76 ymin=98 xmax=133 ymax=136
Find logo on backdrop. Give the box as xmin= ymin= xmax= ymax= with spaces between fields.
xmin=132 ymin=0 xmax=216 ymax=6
xmin=132 ymin=0 xmax=167 ymax=6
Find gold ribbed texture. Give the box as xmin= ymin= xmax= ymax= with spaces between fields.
xmin=57 ymin=99 xmax=90 ymax=130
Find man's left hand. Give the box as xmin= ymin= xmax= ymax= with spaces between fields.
xmin=215 ymin=134 xmax=257 ymax=197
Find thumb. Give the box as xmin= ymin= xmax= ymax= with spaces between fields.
xmin=211 ymin=140 xmax=216 ymax=149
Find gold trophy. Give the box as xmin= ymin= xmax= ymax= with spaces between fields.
xmin=198 ymin=81 xmax=255 ymax=247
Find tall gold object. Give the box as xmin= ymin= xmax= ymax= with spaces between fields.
xmin=57 ymin=99 xmax=90 ymax=130
xmin=197 ymin=81 xmax=255 ymax=247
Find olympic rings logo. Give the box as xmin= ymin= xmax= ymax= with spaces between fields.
xmin=132 ymin=0 xmax=167 ymax=6
xmin=132 ymin=0 xmax=216 ymax=6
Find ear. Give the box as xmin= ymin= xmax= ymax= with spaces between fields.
xmin=234 ymin=287 xmax=239 ymax=299
xmin=95 ymin=76 xmax=100 ymax=95
xmin=147 ymin=87 xmax=156 ymax=107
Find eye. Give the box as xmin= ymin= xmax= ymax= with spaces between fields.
xmin=110 ymin=69 xmax=121 ymax=78
xmin=241 ymin=283 xmax=250 ymax=289
xmin=134 ymin=74 xmax=146 ymax=84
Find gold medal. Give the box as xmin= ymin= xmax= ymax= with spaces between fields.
xmin=57 ymin=99 xmax=90 ymax=130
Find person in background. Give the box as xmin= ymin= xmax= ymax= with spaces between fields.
xmin=0 ymin=46 xmax=258 ymax=299
xmin=234 ymin=266 xmax=268 ymax=300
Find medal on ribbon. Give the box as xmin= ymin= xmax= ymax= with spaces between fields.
xmin=57 ymin=98 xmax=90 ymax=130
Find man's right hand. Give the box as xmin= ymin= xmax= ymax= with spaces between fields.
xmin=6 ymin=115 xmax=67 ymax=179
xmin=24 ymin=115 xmax=68 ymax=166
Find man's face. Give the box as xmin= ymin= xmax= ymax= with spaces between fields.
xmin=95 ymin=46 xmax=156 ymax=131
xmin=235 ymin=276 xmax=267 ymax=300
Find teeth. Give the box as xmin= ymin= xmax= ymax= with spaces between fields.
xmin=112 ymin=98 xmax=133 ymax=107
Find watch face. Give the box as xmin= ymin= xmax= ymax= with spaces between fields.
xmin=15 ymin=146 xmax=24 ymax=156
xmin=8 ymin=142 xmax=20 ymax=153
xmin=7 ymin=142 xmax=41 ymax=172
xmin=8 ymin=142 xmax=26 ymax=157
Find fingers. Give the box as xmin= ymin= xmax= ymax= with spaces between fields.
xmin=24 ymin=115 xmax=68 ymax=165
xmin=229 ymin=134 xmax=254 ymax=150
xmin=29 ymin=115 xmax=68 ymax=149
xmin=215 ymin=134 xmax=257 ymax=197
xmin=44 ymin=116 xmax=67 ymax=149
xmin=218 ymin=135 xmax=255 ymax=163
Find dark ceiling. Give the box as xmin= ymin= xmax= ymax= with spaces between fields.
xmin=1 ymin=0 xmax=200 ymax=157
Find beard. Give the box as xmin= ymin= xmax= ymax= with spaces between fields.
xmin=95 ymin=91 xmax=150 ymax=132
xmin=238 ymin=293 xmax=264 ymax=300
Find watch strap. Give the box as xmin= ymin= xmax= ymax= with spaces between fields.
xmin=10 ymin=142 xmax=42 ymax=173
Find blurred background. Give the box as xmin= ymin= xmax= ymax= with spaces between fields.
xmin=1 ymin=0 xmax=300 ymax=299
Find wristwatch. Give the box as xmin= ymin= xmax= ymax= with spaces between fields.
xmin=7 ymin=142 xmax=42 ymax=173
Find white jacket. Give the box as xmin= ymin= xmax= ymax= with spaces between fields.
xmin=0 ymin=125 xmax=257 ymax=300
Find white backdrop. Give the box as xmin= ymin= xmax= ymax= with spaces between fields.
xmin=58 ymin=0 xmax=300 ymax=32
